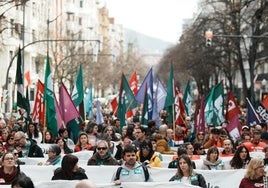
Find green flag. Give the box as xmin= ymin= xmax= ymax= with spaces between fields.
xmin=205 ymin=82 xmax=224 ymax=126
xmin=44 ymin=55 xmax=58 ymax=136
xmin=164 ymin=62 xmax=175 ymax=107
xmin=69 ymin=65 xmax=85 ymax=143
xmin=183 ymin=80 xmax=193 ymax=116
xmin=164 ymin=62 xmax=175 ymax=125
xmin=72 ymin=65 xmax=84 ymax=107
xmin=118 ymin=73 xmax=137 ymax=133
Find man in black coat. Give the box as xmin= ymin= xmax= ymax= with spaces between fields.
xmin=14 ymin=131 xmax=44 ymax=158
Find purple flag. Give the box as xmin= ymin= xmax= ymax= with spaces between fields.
xmin=196 ymin=95 xmax=205 ymax=133
xmin=54 ymin=94 xmax=64 ymax=130
xmin=59 ymin=83 xmax=80 ymax=124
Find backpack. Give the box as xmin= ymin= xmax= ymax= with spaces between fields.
xmin=114 ymin=165 xmax=150 ymax=181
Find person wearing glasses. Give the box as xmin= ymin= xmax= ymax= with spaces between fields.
xmin=87 ymin=140 xmax=118 ymax=165
xmin=136 ymin=139 xmax=162 ymax=167
xmin=239 ymin=157 xmax=266 ymax=188
xmin=3 ymin=133 xmax=15 ymax=152
xmin=194 ymin=131 xmax=206 ymax=145
xmin=45 ymin=144 xmax=62 ymax=166
xmin=14 ymin=131 xmax=44 ymax=158
xmin=0 ymin=152 xmax=25 ymax=184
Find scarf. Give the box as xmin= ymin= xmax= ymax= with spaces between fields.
xmin=46 ymin=155 xmax=61 ymax=165
xmin=0 ymin=166 xmax=19 ymax=184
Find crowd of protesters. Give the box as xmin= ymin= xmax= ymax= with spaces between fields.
xmin=0 ymin=106 xmax=268 ymax=187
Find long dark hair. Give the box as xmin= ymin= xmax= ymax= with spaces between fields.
xmin=27 ymin=122 xmax=39 ymax=139
xmin=139 ymin=139 xmax=154 ymax=162
xmin=55 ymin=137 xmax=73 ymax=154
xmin=175 ymin=154 xmax=194 ymax=178
xmin=61 ymin=154 xmax=78 ymax=179
xmin=230 ymin=146 xmax=251 ymax=169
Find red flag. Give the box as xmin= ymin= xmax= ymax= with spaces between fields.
xmin=59 ymin=83 xmax=80 ymax=124
xmin=129 ymin=71 xmax=138 ymax=95
xmin=195 ymin=95 xmax=206 ymax=133
xmin=225 ymin=91 xmax=241 ymax=141
xmin=126 ymin=71 xmax=139 ymax=118
xmin=175 ymin=93 xmax=186 ymax=126
xmin=262 ymin=95 xmax=268 ymax=110
xmin=32 ymin=80 xmax=44 ymax=124
xmin=110 ymin=96 xmax=118 ymax=116
xmin=24 ymin=70 xmax=31 ymax=86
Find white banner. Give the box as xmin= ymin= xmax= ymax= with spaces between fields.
xmin=17 ymin=165 xmax=249 ymax=188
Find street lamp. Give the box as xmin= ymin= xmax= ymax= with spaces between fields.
xmin=47 ymin=13 xmax=62 ymax=54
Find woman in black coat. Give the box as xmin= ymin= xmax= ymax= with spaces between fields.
xmin=52 ymin=154 xmax=88 ymax=180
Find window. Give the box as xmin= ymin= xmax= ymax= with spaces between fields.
xmin=78 ymin=17 xmax=82 ymax=25
xmin=80 ymin=0 xmax=83 ymax=8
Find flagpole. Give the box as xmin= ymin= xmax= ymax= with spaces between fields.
xmin=172 ymin=103 xmax=176 ymax=142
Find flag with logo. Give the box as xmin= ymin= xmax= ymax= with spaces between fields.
xmin=71 ymin=65 xmax=85 ymax=120
xmin=129 ymin=71 xmax=138 ymax=95
xmin=205 ymin=82 xmax=225 ymax=126
xmin=175 ymin=93 xmax=186 ymax=126
xmin=59 ymin=83 xmax=80 ymax=125
xmin=85 ymin=83 xmax=93 ymax=118
xmin=32 ymin=80 xmax=44 ymax=123
xmin=246 ymin=98 xmax=261 ymax=125
xmin=44 ymin=54 xmax=58 ymax=136
xmin=164 ymin=62 xmax=175 ymax=124
xmin=225 ymin=91 xmax=241 ymax=141
xmin=118 ymin=73 xmax=138 ymax=132
xmin=254 ymin=96 xmax=268 ymax=123
xmin=183 ymin=80 xmax=193 ymax=116
xmin=126 ymin=71 xmax=139 ymax=118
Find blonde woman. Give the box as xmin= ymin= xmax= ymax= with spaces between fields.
xmin=239 ymin=157 xmax=266 ymax=188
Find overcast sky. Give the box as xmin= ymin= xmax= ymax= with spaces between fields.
xmin=104 ymin=0 xmax=198 ymax=43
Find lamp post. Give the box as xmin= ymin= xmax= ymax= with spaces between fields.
xmin=47 ymin=13 xmax=62 ymax=54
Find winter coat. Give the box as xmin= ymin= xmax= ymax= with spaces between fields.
xmin=87 ymin=152 xmax=118 ymax=165
xmin=169 ymin=173 xmax=207 ymax=188
xmin=51 ymin=167 xmax=88 ymax=180
xmin=201 ymin=158 xmax=225 ymax=170
xmin=136 ymin=151 xmax=162 ymax=167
